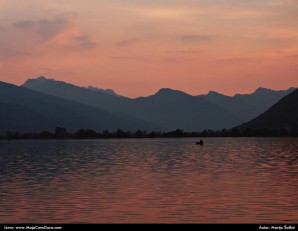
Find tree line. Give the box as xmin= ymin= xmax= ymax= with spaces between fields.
xmin=1 ymin=127 xmax=297 ymax=140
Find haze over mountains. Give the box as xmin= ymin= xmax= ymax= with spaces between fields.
xmin=237 ymin=89 xmax=298 ymax=132
xmin=0 ymin=81 xmax=161 ymax=134
xmin=22 ymin=77 xmax=296 ymax=132
xmin=85 ymin=86 xmax=118 ymax=96
xmin=23 ymin=77 xmax=242 ymax=131
xmin=0 ymin=76 xmax=296 ymax=134
xmin=200 ymin=87 xmax=296 ymax=122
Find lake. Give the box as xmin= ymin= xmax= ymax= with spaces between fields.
xmin=0 ymin=138 xmax=297 ymax=223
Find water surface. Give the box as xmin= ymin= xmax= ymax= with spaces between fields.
xmin=0 ymin=138 xmax=297 ymax=223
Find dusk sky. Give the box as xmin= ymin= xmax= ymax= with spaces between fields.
xmin=0 ymin=0 xmax=297 ymax=97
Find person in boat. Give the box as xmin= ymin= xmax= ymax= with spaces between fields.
xmin=196 ymin=139 xmax=204 ymax=145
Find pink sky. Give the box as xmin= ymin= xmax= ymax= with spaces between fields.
xmin=0 ymin=0 xmax=297 ymax=97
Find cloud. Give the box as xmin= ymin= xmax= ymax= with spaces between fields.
xmin=74 ymin=36 xmax=96 ymax=49
xmin=0 ymin=45 xmax=31 ymax=59
xmin=116 ymin=38 xmax=140 ymax=47
xmin=13 ymin=18 xmax=96 ymax=50
xmin=181 ymin=35 xmax=211 ymax=42
xmin=163 ymin=49 xmax=201 ymax=54
xmin=288 ymin=54 xmax=298 ymax=59
xmin=13 ymin=19 xmax=69 ymax=40
xmin=110 ymin=56 xmax=148 ymax=61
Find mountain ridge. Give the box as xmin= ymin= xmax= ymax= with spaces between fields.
xmin=20 ymin=76 xmax=297 ymax=132
xmin=22 ymin=77 xmax=245 ymax=131
xmin=0 ymin=81 xmax=162 ymax=134
xmin=25 ymin=76 xmax=121 ymax=97
xmin=237 ymin=89 xmax=298 ymax=131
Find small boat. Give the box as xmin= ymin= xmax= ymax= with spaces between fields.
xmin=196 ymin=140 xmax=204 ymax=145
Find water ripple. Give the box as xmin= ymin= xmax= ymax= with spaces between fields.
xmin=0 ymin=138 xmax=297 ymax=223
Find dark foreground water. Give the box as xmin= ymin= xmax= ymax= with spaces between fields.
xmin=0 ymin=138 xmax=297 ymax=223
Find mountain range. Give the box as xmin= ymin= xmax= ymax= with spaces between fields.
xmin=0 ymin=81 xmax=161 ymax=134
xmin=199 ymin=87 xmax=296 ymax=122
xmin=237 ymin=89 xmax=298 ymax=132
xmin=23 ymin=77 xmax=243 ymax=131
xmin=0 ymin=76 xmax=296 ymax=134
xmin=23 ymin=76 xmax=295 ymax=131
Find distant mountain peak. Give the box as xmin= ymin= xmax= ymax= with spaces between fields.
xmin=86 ymin=86 xmax=118 ymax=96
xmin=155 ymin=88 xmax=189 ymax=97
xmin=254 ymin=87 xmax=272 ymax=94
xmin=36 ymin=76 xmax=56 ymax=82
xmin=36 ymin=76 xmax=46 ymax=80
xmin=24 ymin=76 xmax=59 ymax=85
xmin=234 ymin=87 xmax=285 ymax=97
xmin=23 ymin=76 xmax=119 ymax=96
xmin=253 ymin=87 xmax=296 ymax=95
xmin=157 ymin=88 xmax=174 ymax=93
xmin=207 ymin=90 xmax=223 ymax=96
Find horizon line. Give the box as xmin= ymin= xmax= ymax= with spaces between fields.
xmin=15 ymin=76 xmax=297 ymax=99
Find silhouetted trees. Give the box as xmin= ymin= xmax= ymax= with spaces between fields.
xmin=1 ymin=126 xmax=297 ymax=140
xmin=75 ymin=129 xmax=97 ymax=138
xmin=55 ymin=127 xmax=68 ymax=138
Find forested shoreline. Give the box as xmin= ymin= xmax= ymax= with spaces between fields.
xmin=1 ymin=127 xmax=297 ymax=140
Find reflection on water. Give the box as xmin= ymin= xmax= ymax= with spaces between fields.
xmin=0 ymin=138 xmax=297 ymax=223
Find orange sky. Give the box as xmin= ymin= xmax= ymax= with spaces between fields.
xmin=0 ymin=0 xmax=297 ymax=97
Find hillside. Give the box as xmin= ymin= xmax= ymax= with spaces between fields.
xmin=237 ymin=89 xmax=298 ymax=132
xmin=23 ymin=77 xmax=243 ymax=131
xmin=0 ymin=81 xmax=161 ymax=134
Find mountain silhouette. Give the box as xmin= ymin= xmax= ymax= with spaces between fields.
xmin=200 ymin=91 xmax=257 ymax=122
xmin=86 ymin=86 xmax=118 ymax=96
xmin=26 ymin=76 xmax=119 ymax=96
xmin=0 ymin=81 xmax=162 ymax=134
xmin=23 ymin=76 xmax=131 ymax=113
xmin=237 ymin=89 xmax=298 ymax=131
xmin=199 ymin=87 xmax=296 ymax=123
xmin=234 ymin=87 xmax=295 ymax=113
xmin=23 ymin=77 xmax=242 ymax=131
xmin=129 ymin=88 xmax=241 ymax=131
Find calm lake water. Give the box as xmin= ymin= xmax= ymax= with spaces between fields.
xmin=0 ymin=138 xmax=297 ymax=223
